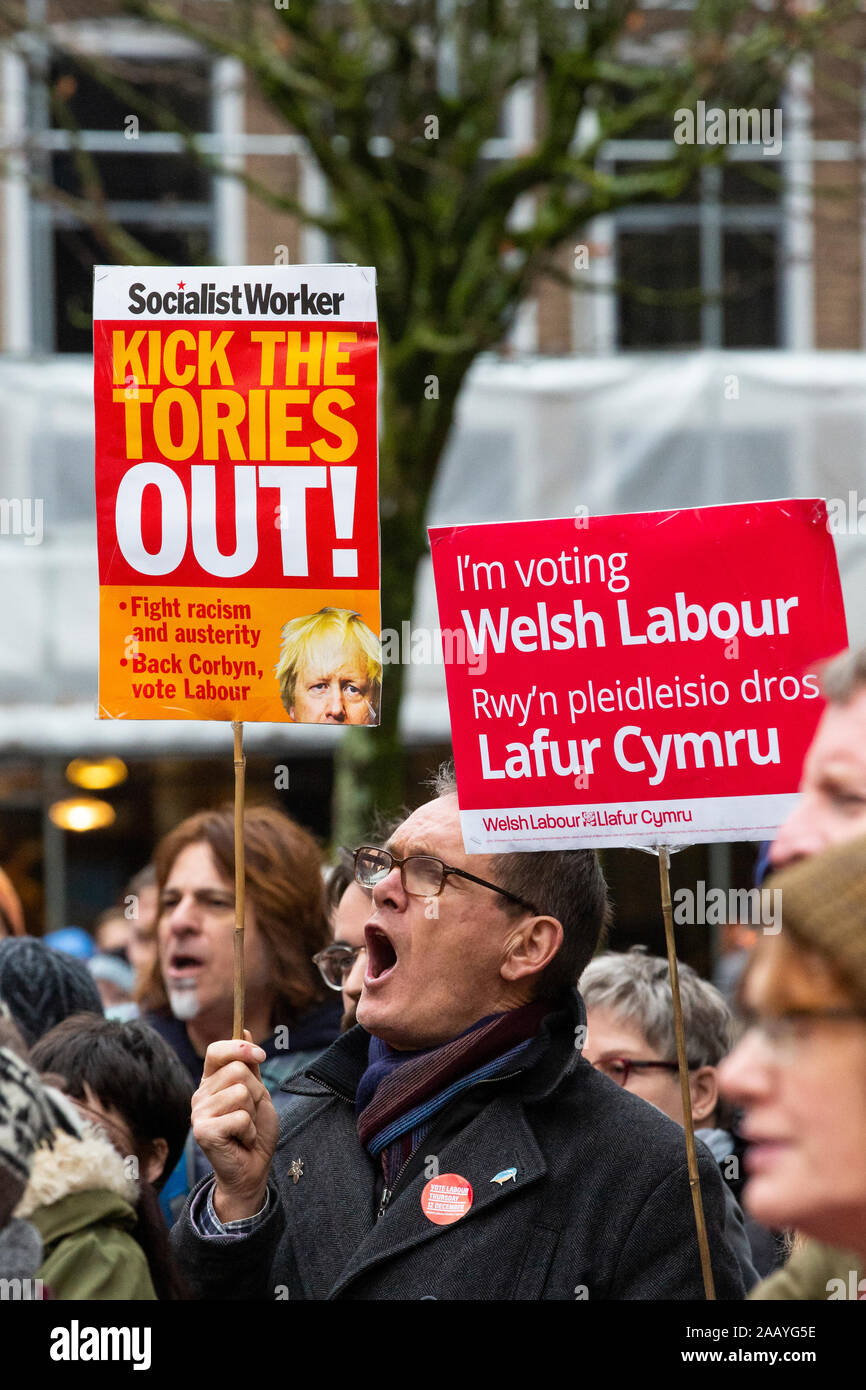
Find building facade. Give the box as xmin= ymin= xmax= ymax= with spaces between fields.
xmin=0 ymin=2 xmax=864 ymax=944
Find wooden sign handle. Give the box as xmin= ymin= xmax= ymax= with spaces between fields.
xmin=232 ymin=720 xmax=246 ymax=1041
xmin=658 ymin=845 xmax=716 ymax=1301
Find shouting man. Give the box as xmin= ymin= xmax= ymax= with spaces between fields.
xmin=171 ymin=768 xmax=743 ymax=1300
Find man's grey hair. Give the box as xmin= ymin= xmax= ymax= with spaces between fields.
xmin=579 ymin=946 xmax=733 ymax=1068
xmin=429 ymin=762 xmax=611 ymax=1000
xmin=820 ymin=647 xmax=866 ymax=705
xmin=430 ymin=762 xmax=458 ymax=798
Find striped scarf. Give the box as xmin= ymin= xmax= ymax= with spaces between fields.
xmin=356 ymin=1000 xmax=549 ymax=1190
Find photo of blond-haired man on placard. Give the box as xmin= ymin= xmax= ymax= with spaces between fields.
xmin=275 ymin=607 xmax=382 ymax=725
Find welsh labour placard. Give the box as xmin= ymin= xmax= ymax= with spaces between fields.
xmin=429 ymin=500 xmax=847 ymax=850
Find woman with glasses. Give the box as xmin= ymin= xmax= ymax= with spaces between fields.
xmin=580 ymin=946 xmax=778 ymax=1285
xmin=718 ymin=834 xmax=866 ymax=1299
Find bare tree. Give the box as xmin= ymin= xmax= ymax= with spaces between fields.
xmin=2 ymin=0 xmax=856 ymax=836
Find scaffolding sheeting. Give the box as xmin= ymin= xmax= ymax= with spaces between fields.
xmin=1 ymin=351 xmax=864 ymax=752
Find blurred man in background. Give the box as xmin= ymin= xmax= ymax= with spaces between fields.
xmin=770 ymin=646 xmax=866 ymax=869
xmin=140 ymin=804 xmax=340 ymax=1222
xmin=140 ymin=805 xmax=339 ymax=1091
xmin=125 ymin=866 xmax=159 ymax=994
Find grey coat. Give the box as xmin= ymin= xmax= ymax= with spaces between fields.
xmin=171 ymin=992 xmax=745 ymax=1301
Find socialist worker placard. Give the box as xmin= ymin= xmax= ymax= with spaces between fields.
xmin=94 ymin=265 xmax=380 ymax=725
xmin=429 ymin=500 xmax=848 ymax=850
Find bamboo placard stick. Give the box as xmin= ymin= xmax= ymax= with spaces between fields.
xmin=232 ymin=720 xmax=246 ymax=1041
xmin=658 ymin=845 xmax=716 ymax=1301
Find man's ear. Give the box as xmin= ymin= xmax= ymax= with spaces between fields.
xmin=689 ymin=1066 xmax=719 ymax=1126
xmin=500 ymin=916 xmax=564 ymax=984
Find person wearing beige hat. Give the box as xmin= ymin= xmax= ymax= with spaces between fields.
xmin=719 ymin=834 xmax=866 ymax=1299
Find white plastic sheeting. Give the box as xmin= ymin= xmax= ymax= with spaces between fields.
xmin=406 ymin=350 xmax=866 ymax=738
xmin=0 ymin=350 xmax=863 ymax=753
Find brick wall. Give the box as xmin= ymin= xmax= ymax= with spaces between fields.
xmin=812 ymin=35 xmax=865 ymax=349
xmin=243 ymin=84 xmax=304 ymax=267
xmin=2 ymin=4 xmax=866 ymax=351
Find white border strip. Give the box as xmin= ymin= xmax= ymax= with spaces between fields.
xmin=460 ymin=793 xmax=797 ymax=852
xmin=93 ymin=264 xmax=378 ymax=321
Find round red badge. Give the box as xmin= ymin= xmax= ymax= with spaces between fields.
xmin=420 ymin=1173 xmax=474 ymax=1225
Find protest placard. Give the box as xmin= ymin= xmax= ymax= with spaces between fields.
xmin=429 ymin=499 xmax=848 ymax=851
xmin=94 ymin=265 xmax=380 ymax=725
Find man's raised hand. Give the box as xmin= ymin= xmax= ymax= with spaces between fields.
xmin=192 ymin=1031 xmax=279 ymax=1223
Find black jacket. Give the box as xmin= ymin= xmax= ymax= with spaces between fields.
xmin=142 ymin=997 xmax=342 ymax=1090
xmin=171 ymin=991 xmax=745 ymax=1300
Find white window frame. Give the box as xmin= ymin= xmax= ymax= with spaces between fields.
xmin=575 ymin=52 xmax=817 ymax=353
xmin=4 ymin=20 xmax=247 ymax=353
xmin=2 ymin=46 xmax=31 ymax=352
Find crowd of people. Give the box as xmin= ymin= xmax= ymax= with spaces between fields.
xmin=1 ymin=645 xmax=866 ymax=1300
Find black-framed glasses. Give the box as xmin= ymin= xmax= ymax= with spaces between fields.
xmin=313 ymin=944 xmax=366 ymax=991
xmin=593 ymin=1057 xmax=698 ymax=1088
xmin=351 ymin=845 xmax=539 ymax=915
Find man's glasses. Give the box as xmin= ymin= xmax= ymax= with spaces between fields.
xmin=313 ymin=944 xmax=366 ymax=991
xmin=351 ymin=845 xmax=538 ymax=915
xmin=592 ymin=1057 xmax=698 ymax=1088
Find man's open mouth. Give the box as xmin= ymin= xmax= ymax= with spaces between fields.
xmin=364 ymin=926 xmax=398 ymax=984
xmin=167 ymin=952 xmax=205 ymax=981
